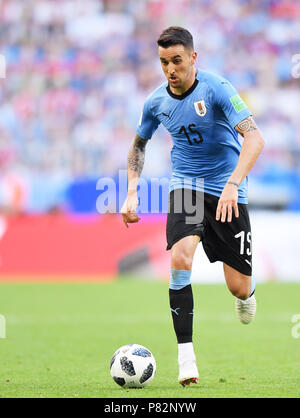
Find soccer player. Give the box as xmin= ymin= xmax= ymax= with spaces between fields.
xmin=121 ymin=27 xmax=264 ymax=386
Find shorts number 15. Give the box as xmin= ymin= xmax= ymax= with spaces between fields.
xmin=235 ymin=231 xmax=252 ymax=256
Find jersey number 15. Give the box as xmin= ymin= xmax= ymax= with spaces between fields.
xmin=179 ymin=124 xmax=203 ymax=145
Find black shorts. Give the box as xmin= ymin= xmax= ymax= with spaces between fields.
xmin=166 ymin=189 xmax=252 ymax=276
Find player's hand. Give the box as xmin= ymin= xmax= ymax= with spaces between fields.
xmin=121 ymin=190 xmax=141 ymax=228
xmin=216 ymin=183 xmax=239 ymax=223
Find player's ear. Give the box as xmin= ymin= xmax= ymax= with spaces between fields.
xmin=191 ymin=51 xmax=197 ymax=64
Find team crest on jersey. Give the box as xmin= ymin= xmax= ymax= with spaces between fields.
xmin=194 ymin=100 xmax=207 ymax=117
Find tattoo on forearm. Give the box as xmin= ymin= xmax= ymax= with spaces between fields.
xmin=236 ymin=116 xmax=258 ymax=135
xmin=128 ymin=135 xmax=147 ymax=175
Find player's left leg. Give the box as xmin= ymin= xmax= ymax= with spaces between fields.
xmin=223 ymin=263 xmax=256 ymax=324
xmin=200 ymin=192 xmax=255 ymax=324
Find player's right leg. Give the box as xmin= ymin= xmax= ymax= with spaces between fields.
xmin=170 ymin=235 xmax=200 ymax=386
xmin=166 ymin=188 xmax=203 ymax=386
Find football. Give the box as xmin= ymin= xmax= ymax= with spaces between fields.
xmin=110 ymin=344 xmax=156 ymax=388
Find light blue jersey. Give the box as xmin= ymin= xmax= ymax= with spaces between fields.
xmin=136 ymin=70 xmax=252 ymax=203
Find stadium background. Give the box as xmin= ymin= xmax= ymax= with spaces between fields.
xmin=1 ymin=0 xmax=300 ymax=400
xmin=0 ymin=0 xmax=299 ymax=282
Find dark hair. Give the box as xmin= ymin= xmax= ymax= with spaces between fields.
xmin=157 ymin=26 xmax=194 ymax=50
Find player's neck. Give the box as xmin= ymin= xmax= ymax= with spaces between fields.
xmin=169 ymin=68 xmax=197 ymax=96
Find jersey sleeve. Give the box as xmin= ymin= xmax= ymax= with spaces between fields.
xmin=136 ymin=96 xmax=160 ymax=140
xmin=213 ymin=79 xmax=252 ymax=128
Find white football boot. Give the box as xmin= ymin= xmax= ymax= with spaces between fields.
xmin=177 ymin=343 xmax=199 ymax=386
xmin=178 ymin=360 xmax=199 ymax=386
xmin=235 ymin=294 xmax=256 ymax=324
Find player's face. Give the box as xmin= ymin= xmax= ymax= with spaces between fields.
xmin=158 ymin=44 xmax=197 ymax=92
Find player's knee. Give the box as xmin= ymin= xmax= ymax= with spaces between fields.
xmin=229 ymin=286 xmax=250 ymax=300
xmin=171 ymin=252 xmax=193 ymax=271
xmin=235 ymin=290 xmax=249 ymax=300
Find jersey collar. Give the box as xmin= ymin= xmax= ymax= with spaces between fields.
xmin=166 ymin=76 xmax=199 ymax=100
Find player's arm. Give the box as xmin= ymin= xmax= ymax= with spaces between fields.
xmin=121 ymin=134 xmax=148 ymax=228
xmin=231 ymin=115 xmax=265 ymax=184
xmin=216 ymin=116 xmax=264 ymax=222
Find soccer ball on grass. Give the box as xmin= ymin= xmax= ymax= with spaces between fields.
xmin=110 ymin=344 xmax=156 ymax=388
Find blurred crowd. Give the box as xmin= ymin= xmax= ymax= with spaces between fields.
xmin=0 ymin=0 xmax=299 ymax=213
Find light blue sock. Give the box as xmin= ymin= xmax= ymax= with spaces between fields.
xmin=170 ymin=269 xmax=192 ymax=290
xmin=249 ymin=276 xmax=256 ymax=297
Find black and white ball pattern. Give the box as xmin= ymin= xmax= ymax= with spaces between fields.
xmin=110 ymin=344 xmax=156 ymax=388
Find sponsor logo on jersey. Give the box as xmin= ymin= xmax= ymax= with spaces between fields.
xmin=194 ymin=100 xmax=207 ymax=117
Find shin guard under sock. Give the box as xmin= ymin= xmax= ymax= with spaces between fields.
xmin=169 ymin=284 xmax=194 ymax=344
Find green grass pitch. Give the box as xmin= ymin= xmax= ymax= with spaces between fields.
xmin=0 ymin=279 xmax=299 ymax=398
